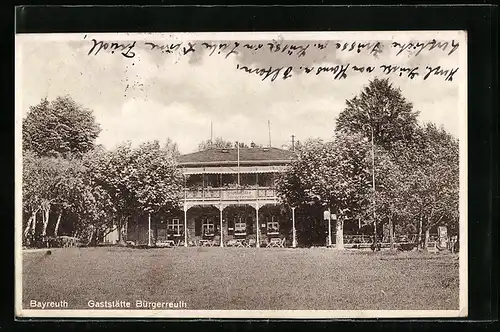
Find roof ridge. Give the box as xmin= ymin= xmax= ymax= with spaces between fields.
xmin=177 ymin=146 xmax=296 ymax=164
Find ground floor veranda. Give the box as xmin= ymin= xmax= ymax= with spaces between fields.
xmin=121 ymin=202 xmax=453 ymax=250
xmin=126 ymin=202 xmax=297 ymax=248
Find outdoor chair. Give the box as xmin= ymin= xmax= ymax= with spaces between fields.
xmin=267 ymin=238 xmax=282 ymax=248
xmin=280 ymin=238 xmax=286 ymax=248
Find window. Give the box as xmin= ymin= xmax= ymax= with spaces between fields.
xmin=166 ymin=219 xmax=183 ymax=236
xmin=234 ymin=217 xmax=246 ymax=235
xmin=202 ymin=218 xmax=215 ymax=236
xmin=267 ymin=216 xmax=279 ymax=235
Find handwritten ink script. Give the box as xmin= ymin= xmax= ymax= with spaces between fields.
xmin=83 ymin=36 xmax=460 ymax=83
xmin=234 ymin=63 xmax=459 ymax=82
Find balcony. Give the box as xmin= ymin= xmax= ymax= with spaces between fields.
xmin=184 ymin=187 xmax=277 ymax=202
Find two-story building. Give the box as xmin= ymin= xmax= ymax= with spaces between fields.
xmin=127 ymin=146 xmax=297 ymax=248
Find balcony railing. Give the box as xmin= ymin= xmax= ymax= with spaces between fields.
xmin=184 ymin=187 xmax=277 ymax=201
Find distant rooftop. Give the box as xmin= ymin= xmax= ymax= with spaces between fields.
xmin=177 ymin=147 xmax=296 ymax=166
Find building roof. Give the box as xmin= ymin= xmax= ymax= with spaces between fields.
xmin=177 ymin=147 xmax=296 ymax=166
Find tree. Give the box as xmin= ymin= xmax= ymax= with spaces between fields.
xmin=235 ymin=141 xmax=249 ymax=148
xmin=87 ymin=140 xmax=183 ymax=244
xmin=22 ymin=96 xmax=101 ymax=157
xmin=22 ymin=149 xmax=115 ymax=246
xmin=87 ymin=142 xmax=139 ymax=244
xmin=336 ymin=78 xmax=420 ymax=151
xmin=276 ymin=134 xmax=373 ymax=248
xmin=369 ymin=148 xmax=409 ymax=249
xmin=22 ymin=153 xmax=65 ymax=240
xmin=132 ymin=141 xmax=184 ymax=214
xmin=197 ymin=137 xmax=233 ymax=151
xmin=54 ymin=153 xmax=115 ymax=243
xmin=397 ymin=124 xmax=459 ymax=250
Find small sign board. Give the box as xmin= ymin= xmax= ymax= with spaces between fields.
xmin=438 ymin=226 xmax=447 ymax=238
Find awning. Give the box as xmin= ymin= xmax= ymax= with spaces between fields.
xmin=181 ymin=165 xmax=289 ymax=175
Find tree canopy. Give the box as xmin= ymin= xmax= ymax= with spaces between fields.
xmin=336 ymin=78 xmax=420 ymax=151
xmin=22 ymin=96 xmax=101 ymax=157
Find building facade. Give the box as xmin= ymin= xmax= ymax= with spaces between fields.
xmin=127 ymin=147 xmax=297 ymax=247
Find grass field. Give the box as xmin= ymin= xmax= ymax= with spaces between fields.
xmin=22 ymin=247 xmax=459 ymax=310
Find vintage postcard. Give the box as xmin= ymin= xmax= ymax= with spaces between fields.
xmin=15 ymin=31 xmax=467 ymax=319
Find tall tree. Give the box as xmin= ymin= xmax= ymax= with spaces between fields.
xmin=22 ymin=96 xmax=101 ymax=157
xmin=336 ymin=78 xmax=420 ymax=151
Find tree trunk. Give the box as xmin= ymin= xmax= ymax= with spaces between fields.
xmin=118 ymin=216 xmax=126 ymax=245
xmin=335 ymin=218 xmax=344 ymax=250
xmin=86 ymin=227 xmax=95 ymax=246
xmin=42 ymin=208 xmax=50 ymax=237
xmin=31 ymin=211 xmax=37 ymax=233
xmin=389 ymin=215 xmax=394 ymax=250
xmin=117 ymin=217 xmax=123 ymax=244
xmin=417 ymin=216 xmax=423 ymax=250
xmin=124 ymin=219 xmax=128 ymax=242
xmin=424 ymin=228 xmax=430 ymax=252
xmin=54 ymin=211 xmax=62 ymax=237
xmin=24 ymin=211 xmax=36 ymax=238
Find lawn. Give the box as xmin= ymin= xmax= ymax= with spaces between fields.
xmin=22 ymin=247 xmax=459 ymax=310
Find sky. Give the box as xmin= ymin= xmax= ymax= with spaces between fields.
xmin=16 ymin=32 xmax=466 ymax=154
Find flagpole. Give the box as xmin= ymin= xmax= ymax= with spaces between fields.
xmin=237 ymin=142 xmax=240 ymax=186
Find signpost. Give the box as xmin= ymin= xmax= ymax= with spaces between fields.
xmin=438 ymin=226 xmax=448 ymax=249
xmin=148 ymin=212 xmax=152 ymax=247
